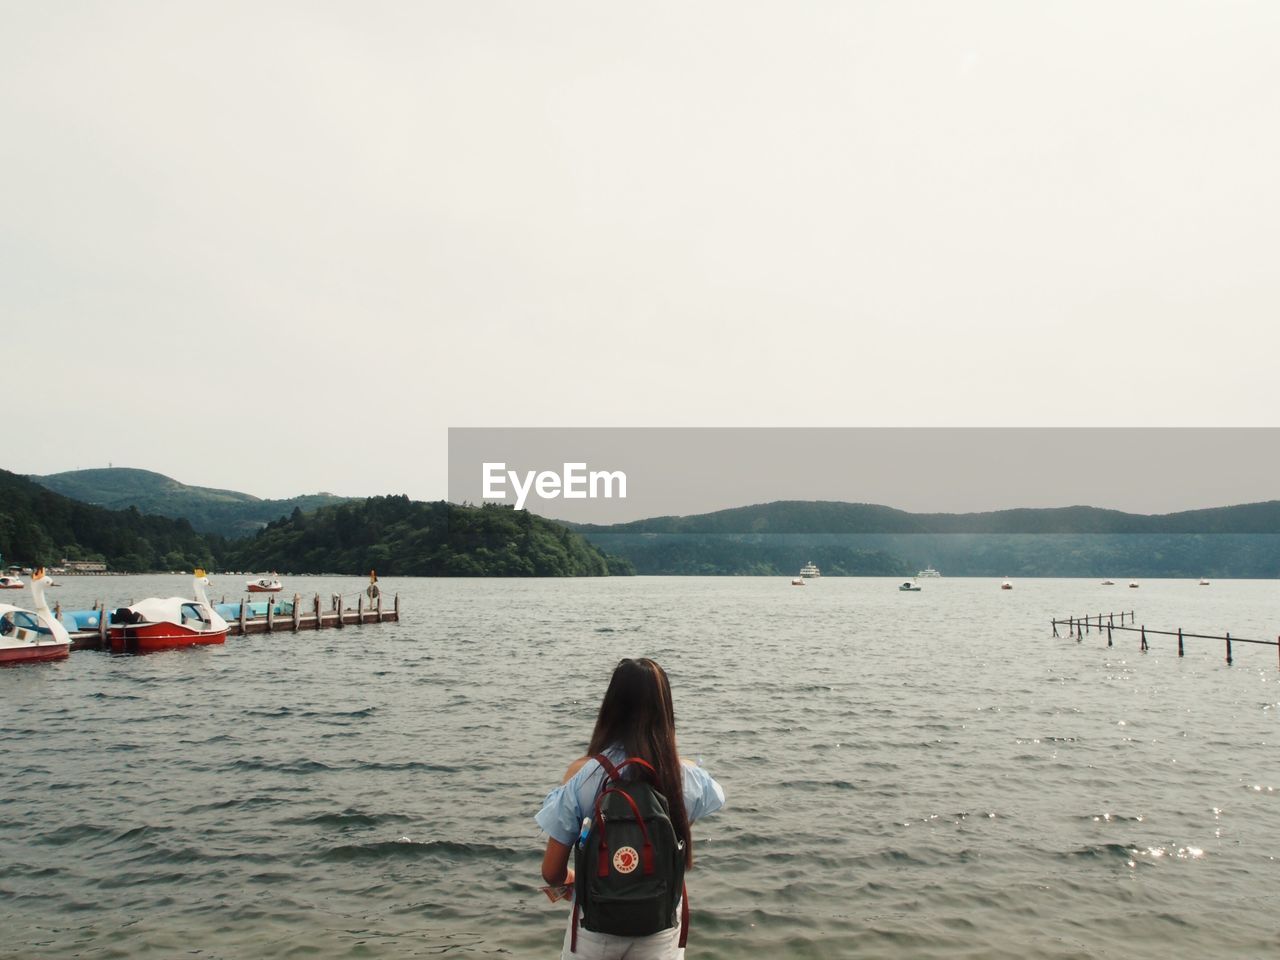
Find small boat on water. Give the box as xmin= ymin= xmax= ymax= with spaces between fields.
xmin=1101 ymin=579 xmax=1115 ymax=585
xmin=0 ymin=569 xmax=70 ymax=665
xmin=1199 ymin=577 xmax=1210 ymax=586
xmin=899 ymin=580 xmax=921 ymax=592
xmin=1129 ymin=581 xmax=1140 ymax=588
xmin=109 ymin=570 xmax=228 ymax=654
xmin=799 ymin=562 xmax=821 ymax=578
xmin=1000 ymin=578 xmax=1013 ymax=590
xmin=791 ymin=577 xmax=805 ymax=586
xmin=917 ymin=567 xmax=942 ymax=578
xmin=246 ymin=574 xmax=283 ymax=593
xmin=0 ymin=574 xmax=25 ymax=590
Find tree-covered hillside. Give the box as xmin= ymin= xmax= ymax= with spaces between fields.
xmin=227 ymin=497 xmax=633 ymax=576
xmin=0 ymin=469 xmax=220 ymax=571
xmin=33 ymin=467 xmax=348 ymax=538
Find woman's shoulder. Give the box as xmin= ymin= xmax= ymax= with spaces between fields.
xmin=561 ymin=755 xmax=592 ymax=784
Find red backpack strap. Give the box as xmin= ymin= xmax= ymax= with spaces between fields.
xmin=613 ymin=756 xmax=655 ymax=779
xmin=678 ymin=881 xmax=689 ymax=948
xmin=593 ymin=753 xmax=622 ymax=783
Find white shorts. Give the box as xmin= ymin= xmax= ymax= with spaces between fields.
xmin=559 ymin=907 xmax=685 ymax=960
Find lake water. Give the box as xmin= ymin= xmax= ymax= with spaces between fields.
xmin=3 ymin=574 xmax=1279 ymax=958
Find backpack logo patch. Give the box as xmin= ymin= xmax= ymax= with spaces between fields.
xmin=613 ymin=846 xmax=639 ymax=874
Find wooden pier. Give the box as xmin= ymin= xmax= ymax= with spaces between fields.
xmin=68 ymin=593 xmax=400 ymax=651
xmin=1051 ymin=610 xmax=1280 ymax=667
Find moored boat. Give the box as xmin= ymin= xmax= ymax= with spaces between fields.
xmin=1129 ymin=581 xmax=1139 ymax=588
xmin=1000 ymin=578 xmax=1013 ymax=590
xmin=1199 ymin=577 xmax=1210 ymax=586
xmin=0 ymin=569 xmax=70 ymax=665
xmin=246 ymin=574 xmax=283 ymax=593
xmin=1101 ymin=579 xmax=1115 ymax=585
xmin=109 ymin=570 xmax=228 ymax=654
xmin=0 ymin=574 xmax=25 ymax=589
xmin=791 ymin=577 xmax=805 ymax=586
xmin=899 ymin=580 xmax=921 ymax=592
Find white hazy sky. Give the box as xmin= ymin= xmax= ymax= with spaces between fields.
xmin=3 ymin=2 xmax=1277 ymax=502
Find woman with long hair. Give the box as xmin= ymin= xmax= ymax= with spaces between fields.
xmin=537 ymin=658 xmax=725 ymax=959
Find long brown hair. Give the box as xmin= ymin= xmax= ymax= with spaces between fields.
xmin=586 ymin=658 xmax=693 ymax=867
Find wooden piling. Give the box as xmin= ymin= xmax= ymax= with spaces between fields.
xmin=292 ymin=597 xmax=301 ymax=632
xmin=336 ymin=595 xmax=343 ymax=629
xmin=98 ymin=602 xmax=107 ymax=648
xmin=267 ymin=602 xmax=275 ymax=632
xmin=1177 ymin=628 xmax=1183 ymax=657
xmin=239 ymin=598 xmax=247 ymax=636
xmin=1107 ymin=624 xmax=1112 ymax=647
xmin=357 ymin=593 xmax=364 ymax=624
xmin=1226 ymin=632 xmax=1233 ymax=665
xmin=394 ymin=593 xmax=400 ymax=620
xmin=314 ymin=594 xmax=322 ymax=630
xmin=1140 ymin=625 xmax=1148 ymax=652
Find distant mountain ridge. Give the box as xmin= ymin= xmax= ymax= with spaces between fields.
xmin=32 ymin=468 xmax=349 ymax=539
xmin=571 ymin=499 xmax=1280 ymax=535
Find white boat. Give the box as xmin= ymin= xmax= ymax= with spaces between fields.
xmin=899 ymin=580 xmax=921 ymax=592
xmin=0 ymin=569 xmax=70 ymax=665
xmin=1199 ymin=578 xmax=1210 ymax=586
xmin=1129 ymin=581 xmax=1139 ymax=588
xmin=791 ymin=577 xmax=805 ymax=586
xmin=108 ymin=570 xmax=228 ymax=654
xmin=1000 ymin=578 xmax=1013 ymax=590
xmin=0 ymin=574 xmax=24 ymax=590
xmin=1101 ymin=579 xmax=1115 ymax=585
xmin=246 ymin=574 xmax=283 ymax=593
xmin=799 ymin=562 xmax=821 ymax=578
xmin=916 ymin=567 xmax=942 ymax=578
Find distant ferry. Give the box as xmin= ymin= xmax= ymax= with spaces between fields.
xmin=799 ymin=561 xmax=821 ymax=578
xmin=916 ymin=567 xmax=941 ymax=578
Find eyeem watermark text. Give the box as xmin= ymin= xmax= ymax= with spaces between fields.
xmin=482 ymin=462 xmax=628 ymax=511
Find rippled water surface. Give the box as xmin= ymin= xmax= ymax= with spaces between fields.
xmin=4 ymin=575 xmax=1280 ymax=958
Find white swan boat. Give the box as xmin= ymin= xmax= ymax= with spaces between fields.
xmin=0 ymin=569 xmax=70 ymax=665
xmin=109 ymin=570 xmax=228 ymax=654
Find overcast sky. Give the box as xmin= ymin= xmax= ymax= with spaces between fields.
xmin=3 ymin=2 xmax=1277 ymax=505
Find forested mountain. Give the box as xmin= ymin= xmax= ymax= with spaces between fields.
xmin=574 ymin=499 xmax=1280 ymax=535
xmin=0 ymin=469 xmax=220 ymax=571
xmin=575 ymin=499 xmax=1280 ymax=576
xmin=226 ymin=497 xmax=633 ymax=576
xmin=32 ymin=468 xmax=348 ymax=538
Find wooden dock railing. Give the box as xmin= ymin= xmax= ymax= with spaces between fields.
xmin=1052 ymin=611 xmax=1280 ymax=667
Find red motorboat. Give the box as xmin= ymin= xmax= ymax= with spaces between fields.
xmin=0 ymin=568 xmax=70 ymax=665
xmin=246 ymin=574 xmax=282 ymax=593
xmin=109 ymin=570 xmax=229 ymax=654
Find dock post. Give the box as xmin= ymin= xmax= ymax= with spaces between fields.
xmin=394 ymin=593 xmax=400 ymax=621
xmin=314 ymin=594 xmax=322 ymax=630
xmin=239 ymin=598 xmax=247 ymax=636
xmin=336 ymin=595 xmax=343 ymax=629
xmin=1226 ymin=632 xmax=1233 ymax=666
xmin=1140 ymin=625 xmax=1148 ymax=652
xmin=267 ymin=602 xmax=275 ymax=632
xmin=376 ymin=592 xmax=383 ymax=620
xmin=1076 ymin=619 xmax=1082 ymax=641
xmin=1052 ymin=619 xmax=1059 ymax=638
xmin=357 ymin=593 xmax=364 ymax=624
xmin=1107 ymin=624 xmax=1112 ymax=647
xmin=98 ymin=603 xmax=107 ymax=648
xmin=292 ymin=595 xmax=301 ymax=632
xmin=1177 ymin=628 xmax=1183 ymax=657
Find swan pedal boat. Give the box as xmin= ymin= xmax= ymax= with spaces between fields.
xmin=109 ymin=570 xmax=228 ymax=654
xmin=0 ymin=569 xmax=70 ymax=665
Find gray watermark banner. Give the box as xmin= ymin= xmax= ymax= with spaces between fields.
xmin=447 ymin=428 xmax=1280 ymax=527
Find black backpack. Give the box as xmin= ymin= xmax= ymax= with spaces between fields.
xmin=571 ymin=755 xmax=688 ymax=951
